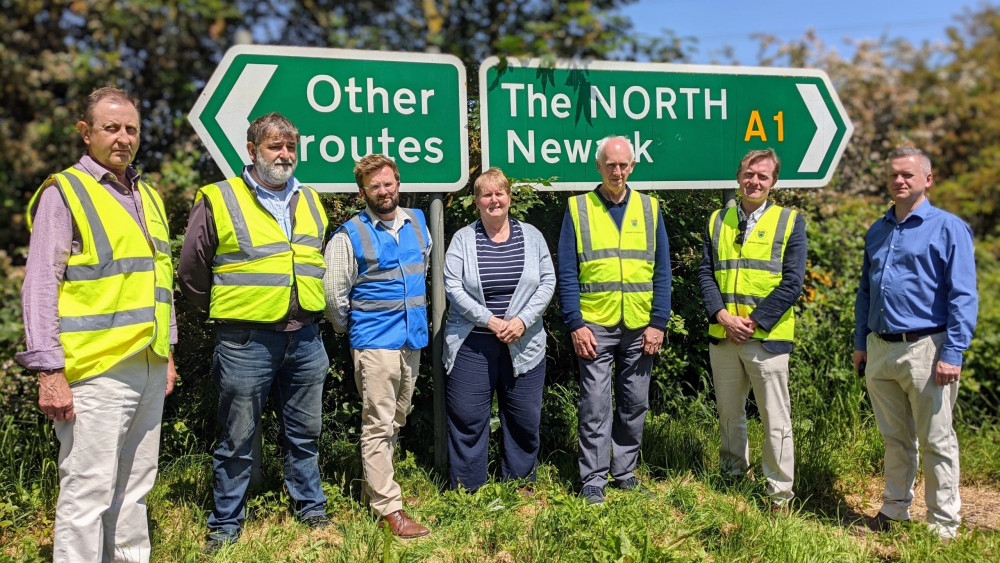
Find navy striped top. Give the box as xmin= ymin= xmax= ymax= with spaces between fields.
xmin=471 ymin=218 xmax=525 ymax=334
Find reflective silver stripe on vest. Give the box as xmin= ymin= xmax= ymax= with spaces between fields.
xmin=65 ymin=257 xmax=155 ymax=281
xmin=291 ymin=233 xmax=322 ymax=247
xmin=580 ymin=281 xmax=654 ymax=293
xmin=138 ymin=181 xmax=169 ymax=233
xmin=156 ymin=287 xmax=172 ymax=304
xmin=214 ymin=242 xmax=290 ymax=266
xmin=580 ymin=248 xmax=655 ymax=261
xmin=294 ymin=263 xmax=325 ymax=279
xmin=721 ymin=293 xmax=763 ymax=307
xmin=348 ymin=215 xmax=380 ymax=274
xmin=300 ymin=189 xmax=326 ymax=240
xmin=713 ymin=207 xmax=794 ymax=274
xmin=399 ymin=208 xmax=426 ymax=251
xmin=352 ymin=295 xmax=427 ymax=312
xmin=59 ymin=306 xmax=155 ymax=332
xmin=356 ymin=261 xmax=425 ymax=284
xmin=60 ymin=173 xmax=156 ymax=281
xmin=150 ymin=237 xmax=170 ymax=256
xmin=212 ymin=272 xmax=291 ymax=286
xmin=577 ymin=192 xmax=655 ymax=263
xmin=711 ymin=208 xmax=725 ymax=267
xmin=213 ymin=180 xmax=292 ymax=264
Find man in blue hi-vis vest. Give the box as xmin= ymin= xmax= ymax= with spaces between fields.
xmin=324 ymin=153 xmax=432 ymax=539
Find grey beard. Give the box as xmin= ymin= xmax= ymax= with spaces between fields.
xmin=255 ymin=158 xmax=296 ymax=187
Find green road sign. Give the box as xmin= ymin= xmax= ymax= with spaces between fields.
xmin=190 ymin=46 xmax=468 ymax=192
xmin=480 ymin=57 xmax=854 ymax=190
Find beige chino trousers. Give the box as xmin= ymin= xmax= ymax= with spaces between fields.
xmin=709 ymin=339 xmax=795 ymax=503
xmin=866 ymin=331 xmax=961 ymax=539
xmin=352 ymin=347 xmax=419 ymax=516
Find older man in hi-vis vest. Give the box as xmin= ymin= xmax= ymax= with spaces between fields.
xmin=19 ymin=87 xmax=177 ymax=562
xmin=557 ymin=135 xmax=671 ymax=506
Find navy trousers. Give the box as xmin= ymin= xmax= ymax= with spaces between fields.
xmin=446 ymin=331 xmax=545 ymax=491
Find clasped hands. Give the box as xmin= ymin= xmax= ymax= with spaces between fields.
xmin=717 ymin=309 xmax=756 ymax=344
xmin=487 ymin=316 xmax=526 ymax=344
xmin=570 ymin=325 xmax=665 ymax=360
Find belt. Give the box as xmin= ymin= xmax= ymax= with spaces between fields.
xmin=876 ymin=326 xmax=946 ymax=343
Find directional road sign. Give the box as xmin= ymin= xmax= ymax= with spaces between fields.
xmin=480 ymin=57 xmax=854 ymax=190
xmin=190 ymin=46 xmax=468 ymax=192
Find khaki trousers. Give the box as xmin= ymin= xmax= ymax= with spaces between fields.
xmin=709 ymin=339 xmax=794 ymax=503
xmin=352 ymin=347 xmax=419 ymax=516
xmin=53 ymin=348 xmax=166 ymax=563
xmin=866 ymin=331 xmax=960 ymax=538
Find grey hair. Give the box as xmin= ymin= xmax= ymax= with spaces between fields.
xmin=595 ymin=135 xmax=635 ymax=162
xmin=889 ymin=146 xmax=932 ymax=175
xmin=247 ymin=112 xmax=298 ymax=146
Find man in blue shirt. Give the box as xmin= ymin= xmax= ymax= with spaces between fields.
xmin=852 ymin=146 xmax=978 ymax=540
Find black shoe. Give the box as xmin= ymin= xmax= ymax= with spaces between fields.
xmin=613 ymin=476 xmax=654 ymax=498
xmin=580 ymin=485 xmax=605 ymax=505
xmin=869 ymin=511 xmax=902 ymax=532
xmin=301 ymin=514 xmax=334 ymax=530
xmin=202 ymin=536 xmax=235 ymax=555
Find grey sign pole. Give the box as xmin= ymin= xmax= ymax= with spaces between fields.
xmin=723 ymin=188 xmax=737 ymax=209
xmin=429 ymin=193 xmax=448 ymax=474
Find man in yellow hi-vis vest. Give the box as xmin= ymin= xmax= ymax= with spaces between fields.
xmin=18 ymin=87 xmax=178 ymax=562
xmin=697 ymin=149 xmax=807 ymax=512
xmin=557 ymin=135 xmax=671 ymax=505
xmin=178 ymin=113 xmax=331 ymax=553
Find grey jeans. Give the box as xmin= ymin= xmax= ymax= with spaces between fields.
xmin=576 ymin=322 xmax=653 ymax=490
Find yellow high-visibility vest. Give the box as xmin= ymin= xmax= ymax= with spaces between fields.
xmin=27 ymin=167 xmax=173 ymax=383
xmin=569 ymin=190 xmax=657 ymax=329
xmin=195 ymin=177 xmax=327 ymax=322
xmin=708 ymin=205 xmax=797 ymax=341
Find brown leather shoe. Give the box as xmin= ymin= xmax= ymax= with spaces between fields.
xmin=379 ymin=509 xmax=430 ymax=539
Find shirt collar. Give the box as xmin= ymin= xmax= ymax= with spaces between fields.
xmin=885 ymin=197 xmax=932 ymax=225
xmin=364 ymin=206 xmax=408 ymax=230
xmin=737 ymin=199 xmax=770 ymax=222
xmin=78 ymin=154 xmax=140 ymax=188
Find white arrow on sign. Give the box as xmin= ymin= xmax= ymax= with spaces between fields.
xmin=796 ymin=83 xmax=838 ymax=174
xmin=214 ymin=63 xmax=278 ymax=167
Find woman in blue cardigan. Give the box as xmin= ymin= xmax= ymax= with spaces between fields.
xmin=443 ymin=168 xmax=556 ymax=491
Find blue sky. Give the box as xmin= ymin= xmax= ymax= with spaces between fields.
xmin=620 ymin=0 xmax=996 ymax=64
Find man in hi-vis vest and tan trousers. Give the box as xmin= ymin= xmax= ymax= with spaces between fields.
xmin=557 ymin=135 xmax=672 ymax=506
xmin=697 ymin=148 xmax=807 ymax=513
xmin=178 ymin=112 xmax=331 ymax=553
xmin=19 ymin=86 xmax=178 ymax=562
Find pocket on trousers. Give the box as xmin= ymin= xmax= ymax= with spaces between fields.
xmin=218 ymin=328 xmax=254 ymax=349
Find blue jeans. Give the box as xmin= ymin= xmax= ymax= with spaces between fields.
xmin=446 ymin=332 xmax=545 ymax=491
xmin=208 ymin=324 xmax=329 ymax=541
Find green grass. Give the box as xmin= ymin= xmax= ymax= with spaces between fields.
xmin=3 ymin=407 xmax=999 ymax=562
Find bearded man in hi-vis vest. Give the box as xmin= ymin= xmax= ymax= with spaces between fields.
xmin=19 ymin=87 xmax=177 ymax=562
xmin=697 ymin=148 xmax=807 ymax=512
xmin=557 ymin=135 xmax=671 ymax=506
xmin=178 ymin=112 xmax=331 ymax=553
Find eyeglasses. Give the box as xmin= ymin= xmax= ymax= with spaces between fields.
xmin=735 ymin=220 xmax=748 ymax=245
xmin=365 ymin=181 xmax=397 ymax=192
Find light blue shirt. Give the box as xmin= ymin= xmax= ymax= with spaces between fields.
xmin=854 ymin=198 xmax=978 ymax=365
xmin=242 ymin=166 xmax=301 ymax=240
